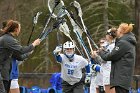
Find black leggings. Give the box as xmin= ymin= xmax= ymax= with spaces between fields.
xmin=3 ymin=80 xmax=11 ymax=93
xmin=111 ymin=86 xmax=129 ymax=93
xmin=0 ymin=80 xmax=5 ymax=93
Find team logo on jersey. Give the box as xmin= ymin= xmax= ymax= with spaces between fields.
xmin=115 ymin=46 xmax=119 ymax=51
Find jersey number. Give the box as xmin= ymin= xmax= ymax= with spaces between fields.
xmin=67 ymin=69 xmax=74 ymax=75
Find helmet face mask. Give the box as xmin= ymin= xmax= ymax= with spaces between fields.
xmin=64 ymin=48 xmax=74 ymax=57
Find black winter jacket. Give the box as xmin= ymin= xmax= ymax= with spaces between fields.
xmin=99 ymin=32 xmax=136 ymax=90
xmin=0 ymin=33 xmax=34 ymax=80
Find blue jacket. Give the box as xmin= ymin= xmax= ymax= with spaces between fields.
xmin=49 ymin=73 xmax=62 ymax=90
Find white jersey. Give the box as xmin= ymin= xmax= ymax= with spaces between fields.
xmin=102 ymin=41 xmax=115 ymax=85
xmin=106 ymin=41 xmax=115 ymax=52
xmin=59 ymin=54 xmax=88 ymax=85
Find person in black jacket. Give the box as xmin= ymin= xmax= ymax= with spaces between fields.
xmin=94 ymin=23 xmax=137 ymax=93
xmin=0 ymin=20 xmax=41 ymax=93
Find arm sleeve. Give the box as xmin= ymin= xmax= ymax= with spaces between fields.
xmin=94 ymin=55 xmax=106 ymax=64
xmin=90 ymin=55 xmax=105 ymax=65
xmin=53 ymin=53 xmax=62 ymax=63
xmin=85 ymin=64 xmax=90 ymax=73
xmin=99 ymin=40 xmax=130 ymax=61
xmin=12 ymin=52 xmax=31 ymax=61
xmin=56 ymin=55 xmax=62 ymax=63
xmin=4 ymin=37 xmax=34 ymax=54
xmin=90 ymin=58 xmax=95 ymax=64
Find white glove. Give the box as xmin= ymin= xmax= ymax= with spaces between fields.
xmin=53 ymin=45 xmax=62 ymax=55
xmin=92 ymin=64 xmax=101 ymax=72
xmin=85 ymin=73 xmax=91 ymax=84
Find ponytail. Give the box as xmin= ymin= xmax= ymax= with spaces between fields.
xmin=119 ymin=23 xmax=134 ymax=34
xmin=2 ymin=20 xmax=20 ymax=34
xmin=127 ymin=24 xmax=134 ymax=32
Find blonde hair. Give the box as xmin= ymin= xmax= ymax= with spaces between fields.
xmin=119 ymin=23 xmax=134 ymax=34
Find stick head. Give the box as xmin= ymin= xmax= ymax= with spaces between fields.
xmin=73 ymin=1 xmax=83 ymax=17
xmin=48 ymin=0 xmax=66 ymax=18
xmin=33 ymin=12 xmax=42 ymax=24
xmin=53 ymin=18 xmax=66 ymax=29
xmin=59 ymin=21 xmax=70 ymax=36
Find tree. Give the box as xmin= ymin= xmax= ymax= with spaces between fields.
xmin=0 ymin=0 xmax=136 ymax=73
xmin=134 ymin=0 xmax=140 ymax=74
xmin=102 ymin=0 xmax=109 ymax=31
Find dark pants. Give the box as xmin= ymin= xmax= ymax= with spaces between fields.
xmin=62 ymin=80 xmax=84 ymax=93
xmin=3 ymin=80 xmax=11 ymax=93
xmin=0 ymin=80 xmax=5 ymax=93
xmin=0 ymin=73 xmax=5 ymax=93
xmin=115 ymin=86 xmax=129 ymax=93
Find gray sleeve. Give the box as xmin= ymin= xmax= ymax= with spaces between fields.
xmin=4 ymin=36 xmax=34 ymax=54
xmin=12 ymin=52 xmax=31 ymax=61
xmin=99 ymin=40 xmax=130 ymax=62
xmin=94 ymin=55 xmax=106 ymax=64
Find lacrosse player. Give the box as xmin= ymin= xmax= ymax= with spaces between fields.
xmin=53 ymin=41 xmax=91 ymax=93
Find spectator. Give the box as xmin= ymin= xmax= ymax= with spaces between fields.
xmin=98 ymin=23 xmax=136 ymax=93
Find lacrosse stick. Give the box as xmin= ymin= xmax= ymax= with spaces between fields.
xmin=48 ymin=0 xmax=84 ymax=56
xmin=38 ymin=0 xmax=67 ymax=41
xmin=40 ymin=18 xmax=65 ymax=41
xmin=70 ymin=11 xmax=94 ymax=52
xmin=59 ymin=20 xmax=85 ymax=57
xmin=59 ymin=1 xmax=99 ymax=64
xmin=38 ymin=0 xmax=65 ymax=39
xmin=57 ymin=32 xmax=61 ymax=46
xmin=49 ymin=0 xmax=91 ymax=59
xmin=71 ymin=1 xmax=99 ymax=49
xmin=61 ymin=6 xmax=91 ymax=60
xmin=27 ymin=12 xmax=42 ymax=45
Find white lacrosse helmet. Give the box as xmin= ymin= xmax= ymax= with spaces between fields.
xmin=63 ymin=41 xmax=75 ymax=49
xmin=63 ymin=41 xmax=75 ymax=60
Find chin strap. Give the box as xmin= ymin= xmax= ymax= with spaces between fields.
xmin=64 ymin=53 xmax=75 ymax=62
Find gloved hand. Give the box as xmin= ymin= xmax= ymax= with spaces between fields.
xmin=53 ymin=45 xmax=62 ymax=55
xmin=85 ymin=73 xmax=91 ymax=84
xmin=92 ymin=64 xmax=101 ymax=72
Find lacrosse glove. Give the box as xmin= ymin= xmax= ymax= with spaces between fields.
xmin=53 ymin=45 xmax=62 ymax=55
xmin=85 ymin=73 xmax=91 ymax=84
xmin=92 ymin=64 xmax=101 ymax=72
xmin=84 ymin=73 xmax=91 ymax=87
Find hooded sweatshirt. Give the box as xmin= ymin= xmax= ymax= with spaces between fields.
xmin=99 ymin=32 xmax=137 ymax=90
